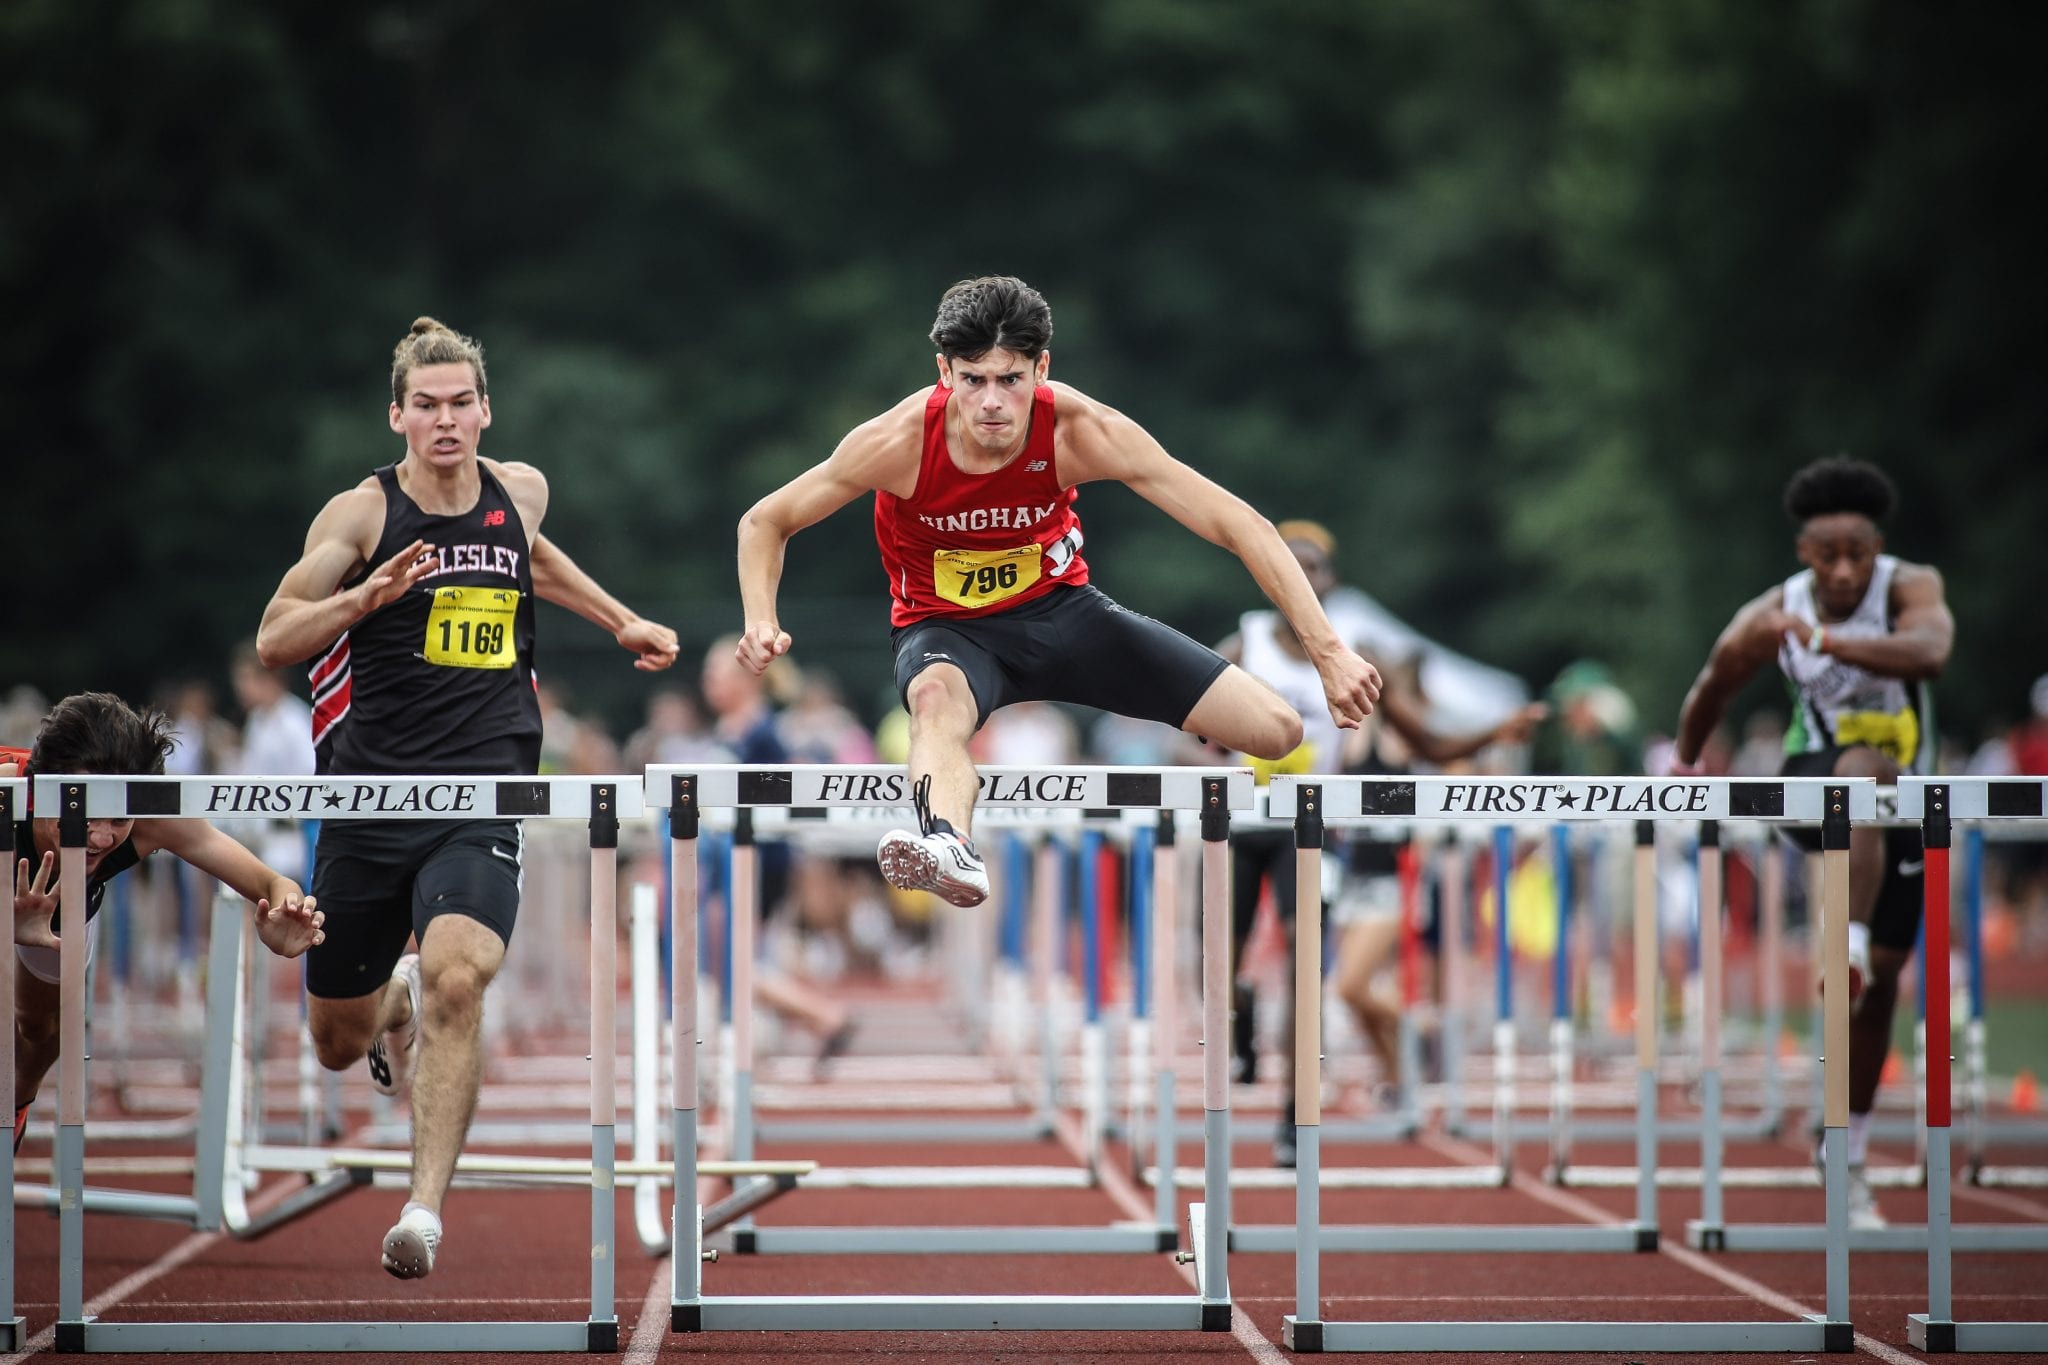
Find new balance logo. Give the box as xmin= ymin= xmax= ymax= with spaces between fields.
xmin=1025 ymin=460 xmax=1047 ymax=472
xmin=483 ymin=509 xmax=506 ymax=527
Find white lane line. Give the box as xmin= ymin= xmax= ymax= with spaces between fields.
xmin=622 ymin=1261 xmax=672 ymax=1365
xmin=1423 ymin=1131 xmax=1921 ymax=1365
xmin=2 ymin=1178 xmax=299 ymax=1363
xmin=1075 ymin=1114 xmax=1288 ymax=1365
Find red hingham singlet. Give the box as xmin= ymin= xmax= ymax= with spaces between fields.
xmin=873 ymin=383 xmax=1090 ymax=627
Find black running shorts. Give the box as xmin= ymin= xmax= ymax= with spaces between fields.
xmin=305 ymin=818 xmax=523 ymax=999
xmin=891 ymin=584 xmax=1230 ymax=731
xmin=1780 ymin=747 xmax=1924 ymax=954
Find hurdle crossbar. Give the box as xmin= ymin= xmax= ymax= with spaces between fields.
xmin=1271 ymin=775 xmax=1862 ymax=1355
xmin=653 ymin=763 xmax=1244 ymax=1332
xmin=41 ymin=772 xmax=642 ymax=1354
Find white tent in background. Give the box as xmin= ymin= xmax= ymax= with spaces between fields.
xmin=1321 ymin=585 xmax=1531 ymax=734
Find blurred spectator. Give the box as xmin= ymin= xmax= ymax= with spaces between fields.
xmin=1088 ymin=712 xmax=1181 ymax=766
xmin=1529 ymin=660 xmax=1643 ymax=776
xmin=162 ymin=678 xmax=240 ymax=776
xmin=778 ymin=669 xmax=879 ymax=765
xmin=230 ymin=640 xmax=316 ymax=879
xmin=2010 ymin=674 xmax=2048 ymax=775
xmin=978 ymin=700 xmax=1080 ymax=767
xmin=623 ymin=688 xmax=724 ymax=771
xmin=704 ymin=638 xmax=854 ymax=1065
xmin=1731 ymin=710 xmax=1786 ymax=777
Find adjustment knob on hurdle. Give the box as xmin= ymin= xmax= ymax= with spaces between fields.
xmin=1173 ymin=1250 xmax=1196 ymax=1264
xmin=701 ymin=1248 xmax=720 ymax=1263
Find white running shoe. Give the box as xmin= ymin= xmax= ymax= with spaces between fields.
xmin=1845 ymin=1163 xmax=1887 ymax=1230
xmin=877 ymin=827 xmax=990 ymax=907
xmin=381 ymin=1201 xmax=442 ymax=1279
xmin=366 ymin=953 xmax=422 ymax=1098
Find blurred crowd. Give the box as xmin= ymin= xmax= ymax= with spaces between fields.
xmin=6 ymin=643 xmax=2046 ymax=1002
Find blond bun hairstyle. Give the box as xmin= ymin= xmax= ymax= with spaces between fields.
xmin=390 ymin=316 xmax=488 ymax=404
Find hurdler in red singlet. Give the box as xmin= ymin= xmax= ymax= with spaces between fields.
xmin=736 ymin=276 xmax=1383 ymax=911
xmin=875 ymin=383 xmax=1088 ymax=624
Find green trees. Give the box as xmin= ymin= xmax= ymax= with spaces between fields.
xmin=4 ymin=1 xmax=2040 ymax=742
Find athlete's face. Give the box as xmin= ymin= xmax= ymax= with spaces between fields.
xmin=32 ymin=816 xmax=134 ymax=877
xmin=938 ymin=347 xmax=1049 ymax=455
xmin=1795 ymin=513 xmax=1883 ymax=618
xmin=390 ymin=362 xmax=491 ymax=468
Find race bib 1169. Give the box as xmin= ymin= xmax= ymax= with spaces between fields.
xmin=423 ymin=586 xmax=519 ymax=669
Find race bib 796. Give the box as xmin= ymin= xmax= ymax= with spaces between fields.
xmin=933 ymin=544 xmax=1042 ymax=609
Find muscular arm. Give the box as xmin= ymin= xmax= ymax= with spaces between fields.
xmin=1378 ymin=684 xmax=1548 ymax=766
xmin=256 ymin=485 xmax=430 ymax=668
xmin=1055 ymin=385 xmax=1379 ymax=724
xmin=134 ymin=821 xmax=323 ymax=958
xmin=530 ymin=535 xmax=678 ymax=671
xmin=1826 ymin=563 xmax=1952 ymax=681
xmin=1676 ymin=587 xmax=1786 ymax=765
xmin=734 ymin=394 xmax=924 ymax=672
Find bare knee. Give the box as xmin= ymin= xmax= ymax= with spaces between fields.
xmin=1243 ymin=705 xmax=1304 ymax=762
xmin=1833 ymin=746 xmax=1898 ymax=782
xmin=309 ymin=1007 xmax=375 ymax=1072
xmin=904 ymin=671 xmax=975 ymax=736
xmin=421 ymin=961 xmax=489 ymax=1037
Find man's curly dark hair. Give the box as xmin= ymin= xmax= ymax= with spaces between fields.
xmin=1783 ymin=455 xmax=1896 ymax=526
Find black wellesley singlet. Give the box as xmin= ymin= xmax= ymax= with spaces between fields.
xmin=311 ymin=463 xmax=542 ymax=776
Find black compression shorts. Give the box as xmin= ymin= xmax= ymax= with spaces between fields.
xmin=1780 ymin=747 xmax=1924 ymax=954
xmin=305 ymin=818 xmax=523 ymax=999
xmin=891 ymin=584 xmax=1229 ymax=731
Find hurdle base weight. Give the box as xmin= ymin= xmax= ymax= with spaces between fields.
xmin=1282 ymin=1316 xmax=1323 ymax=1352
xmin=1908 ymin=1315 xmax=1957 ymax=1353
xmin=2 ymin=1316 xmax=24 ymax=1352
xmin=586 ymin=1319 xmax=619 ymax=1352
xmin=672 ymin=1304 xmax=703 ymax=1333
xmin=1202 ymin=1302 xmax=1231 ymax=1332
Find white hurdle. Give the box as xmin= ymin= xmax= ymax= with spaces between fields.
xmin=1907 ymin=775 xmax=2048 ymax=1353
xmin=1274 ymin=775 xmax=1866 ymax=1356
xmin=40 ymin=772 xmax=641 ymax=1354
xmin=654 ymin=763 xmax=1244 ymax=1334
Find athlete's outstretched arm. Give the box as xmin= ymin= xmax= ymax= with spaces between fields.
xmin=137 ymin=820 xmax=324 ymax=959
xmin=1823 ymin=564 xmax=1953 ymax=681
xmin=735 ymin=398 xmax=923 ymax=675
xmin=1055 ymin=387 xmax=1380 ymax=727
xmin=530 ymin=535 xmax=678 ymax=672
xmin=257 ymin=486 xmax=430 ymax=668
xmin=1675 ymin=588 xmax=1786 ymax=765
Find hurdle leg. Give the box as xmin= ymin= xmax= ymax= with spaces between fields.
xmin=728 ymin=811 xmax=757 ymax=1252
xmin=1033 ymin=837 xmax=1061 ymax=1135
xmin=1910 ymin=786 xmax=1956 ymax=1351
xmin=1283 ymin=785 xmax=1325 ymax=1351
xmin=1079 ymin=829 xmax=1106 ymax=1177
xmin=1547 ymin=824 xmax=1574 ymax=1181
xmin=1 ymin=792 xmax=21 ymax=1350
xmin=631 ymin=884 xmax=669 ymax=1255
xmin=669 ymin=777 xmax=705 ymax=1330
xmin=1819 ymin=787 xmax=1853 ymax=1345
xmin=1760 ymin=831 xmax=1786 ymax=1136
xmin=1491 ymin=826 xmax=1514 ymax=1182
xmin=1196 ymin=779 xmax=1231 ymax=1330
xmin=56 ymin=786 xmax=90 ymax=1348
xmin=1152 ymin=813 xmax=1179 ymax=1236
xmin=587 ymin=784 xmax=622 ymax=1350
xmin=1439 ymin=838 xmax=1470 ymax=1137
xmin=1631 ymin=821 xmax=1659 ymax=1248
xmin=1695 ymin=822 xmax=1726 ymax=1248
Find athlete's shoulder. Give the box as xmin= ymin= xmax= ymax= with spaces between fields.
xmin=313 ymin=479 xmax=389 ymax=539
xmin=834 ymin=390 xmax=928 ymax=469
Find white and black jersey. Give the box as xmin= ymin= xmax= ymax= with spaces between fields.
xmin=310 ymin=463 xmax=541 ymax=777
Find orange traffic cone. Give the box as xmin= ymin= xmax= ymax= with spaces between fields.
xmin=2011 ymin=1069 xmax=2041 ymax=1115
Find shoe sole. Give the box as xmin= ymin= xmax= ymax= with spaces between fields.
xmin=381 ymin=1224 xmax=435 ymax=1279
xmin=877 ymin=834 xmax=987 ymax=908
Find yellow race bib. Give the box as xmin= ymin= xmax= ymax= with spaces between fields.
xmin=423 ymin=586 xmax=519 ymax=669
xmin=1245 ymin=741 xmax=1317 ymax=788
xmin=933 ymin=544 xmax=1042 ymax=609
xmin=1833 ymin=707 xmax=1918 ymax=767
